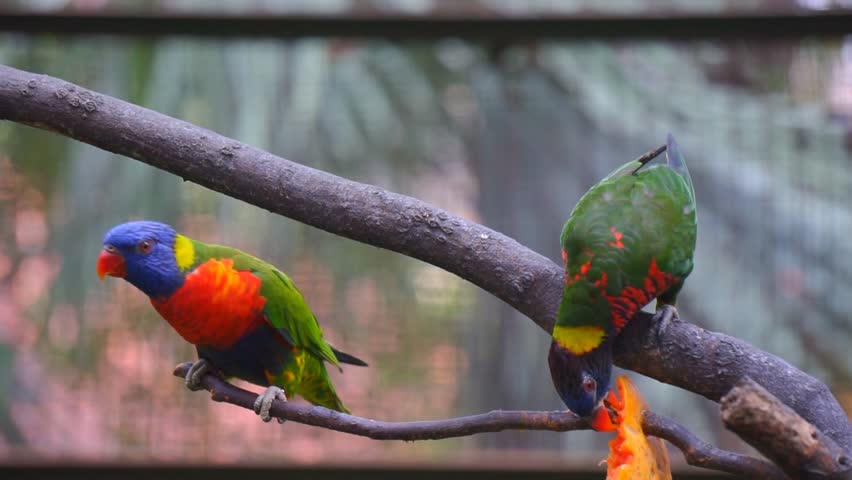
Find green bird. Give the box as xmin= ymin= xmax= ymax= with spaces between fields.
xmin=97 ymin=221 xmax=367 ymax=422
xmin=548 ymin=134 xmax=697 ymax=431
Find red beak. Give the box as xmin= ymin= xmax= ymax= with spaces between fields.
xmin=97 ymin=249 xmax=126 ymax=281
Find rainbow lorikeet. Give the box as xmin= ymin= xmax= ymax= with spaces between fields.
xmin=548 ymin=134 xmax=697 ymax=431
xmin=97 ymin=221 xmax=366 ymax=422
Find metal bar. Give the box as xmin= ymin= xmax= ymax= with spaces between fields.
xmin=0 ymin=11 xmax=849 ymax=39
xmin=0 ymin=465 xmax=729 ymax=480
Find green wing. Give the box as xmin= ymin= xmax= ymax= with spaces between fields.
xmin=190 ymin=241 xmax=340 ymax=368
xmin=557 ymin=137 xmax=697 ymax=331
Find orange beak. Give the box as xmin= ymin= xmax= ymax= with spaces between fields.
xmin=97 ymin=249 xmax=126 ymax=281
xmin=589 ymin=390 xmax=622 ymax=432
xmin=589 ymin=406 xmax=617 ymax=432
xmin=590 ymin=405 xmax=617 ymax=432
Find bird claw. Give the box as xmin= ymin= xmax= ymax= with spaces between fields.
xmin=253 ymin=386 xmax=288 ymax=424
xmin=185 ymin=359 xmax=211 ymax=391
xmin=652 ymin=304 xmax=678 ymax=342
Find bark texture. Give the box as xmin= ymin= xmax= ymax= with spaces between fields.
xmin=721 ymin=378 xmax=852 ymax=479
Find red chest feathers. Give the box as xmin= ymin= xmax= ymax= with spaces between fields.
xmin=151 ymin=258 xmax=267 ymax=349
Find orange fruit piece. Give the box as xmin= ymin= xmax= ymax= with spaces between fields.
xmin=606 ymin=376 xmax=671 ymax=480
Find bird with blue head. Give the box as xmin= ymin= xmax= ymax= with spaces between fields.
xmin=98 ymin=220 xmax=367 ymax=422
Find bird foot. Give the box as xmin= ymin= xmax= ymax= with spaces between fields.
xmin=652 ymin=304 xmax=678 ymax=341
xmin=184 ymin=359 xmax=212 ymax=391
xmin=253 ymin=386 xmax=288 ymax=424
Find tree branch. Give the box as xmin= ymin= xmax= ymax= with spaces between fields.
xmin=641 ymin=411 xmax=787 ymax=479
xmin=721 ymin=378 xmax=852 ymax=479
xmin=173 ymin=362 xmax=786 ymax=479
xmin=612 ymin=313 xmax=852 ymax=453
xmin=1 ymin=64 xmax=850 ymax=462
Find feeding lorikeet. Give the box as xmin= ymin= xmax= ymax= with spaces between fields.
xmin=97 ymin=221 xmax=366 ymax=422
xmin=548 ymin=134 xmax=697 ymax=431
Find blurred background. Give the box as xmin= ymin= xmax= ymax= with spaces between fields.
xmin=1 ymin=0 xmax=852 ymax=478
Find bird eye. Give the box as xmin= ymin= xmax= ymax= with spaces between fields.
xmin=583 ymin=378 xmax=596 ymax=394
xmin=104 ymin=244 xmax=117 ymax=254
xmin=137 ymin=240 xmax=154 ymax=254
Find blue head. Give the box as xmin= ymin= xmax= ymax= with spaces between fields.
xmin=97 ymin=221 xmax=185 ymax=300
xmin=548 ymin=339 xmax=614 ymax=429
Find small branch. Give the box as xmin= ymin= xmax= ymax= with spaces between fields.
xmin=643 ymin=410 xmax=787 ymax=479
xmin=174 ymin=362 xmax=784 ymax=478
xmin=174 ymin=362 xmax=586 ymax=440
xmin=721 ymin=378 xmax=852 ymax=479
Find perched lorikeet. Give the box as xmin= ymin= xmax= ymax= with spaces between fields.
xmin=97 ymin=221 xmax=366 ymax=422
xmin=548 ymin=134 xmax=697 ymax=431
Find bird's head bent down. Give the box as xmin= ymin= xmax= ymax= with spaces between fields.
xmin=548 ymin=339 xmax=617 ymax=431
xmin=97 ymin=221 xmax=186 ymax=299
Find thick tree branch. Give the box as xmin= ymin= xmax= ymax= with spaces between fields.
xmin=1 ymin=64 xmax=850 ymax=458
xmin=612 ymin=314 xmax=852 ymax=453
xmin=173 ymin=362 xmax=785 ymax=479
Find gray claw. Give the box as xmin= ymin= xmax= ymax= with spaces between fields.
xmin=185 ymin=359 xmax=211 ymax=391
xmin=253 ymin=386 xmax=288 ymax=423
xmin=652 ymin=304 xmax=678 ymax=340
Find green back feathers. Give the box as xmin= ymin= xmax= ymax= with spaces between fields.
xmin=556 ymin=137 xmax=697 ymax=342
xmin=181 ymin=237 xmax=341 ymax=369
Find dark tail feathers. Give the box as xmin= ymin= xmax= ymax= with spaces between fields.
xmin=332 ymin=347 xmax=368 ymax=367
